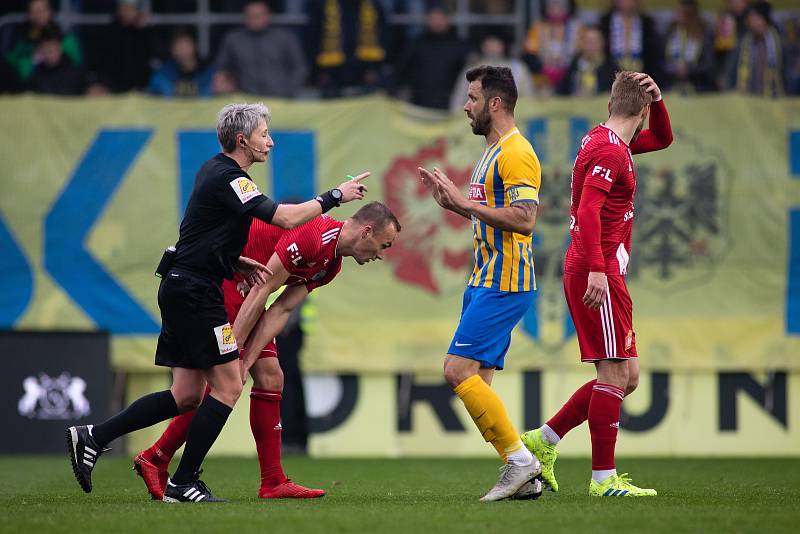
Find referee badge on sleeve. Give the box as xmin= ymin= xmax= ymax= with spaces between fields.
xmin=229 ymin=177 xmax=261 ymax=204
xmin=214 ymin=323 xmax=238 ymax=355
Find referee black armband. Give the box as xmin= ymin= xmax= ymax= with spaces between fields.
xmin=315 ymin=190 xmax=340 ymax=213
xmin=251 ymin=197 xmax=279 ymax=223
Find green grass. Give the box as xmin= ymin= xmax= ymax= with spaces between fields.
xmin=1 ymin=456 xmax=798 ymax=533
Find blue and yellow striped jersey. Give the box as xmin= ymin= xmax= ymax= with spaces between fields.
xmin=467 ymin=128 xmax=541 ymax=292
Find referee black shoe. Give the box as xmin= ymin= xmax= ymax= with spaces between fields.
xmin=163 ymin=472 xmax=225 ymax=503
xmin=66 ymin=425 xmax=108 ymax=493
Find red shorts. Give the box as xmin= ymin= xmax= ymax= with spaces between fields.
xmin=222 ymin=280 xmax=277 ymax=360
xmin=563 ymin=273 xmax=637 ymax=362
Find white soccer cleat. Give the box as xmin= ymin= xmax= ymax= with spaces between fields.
xmin=479 ymin=458 xmax=541 ymax=502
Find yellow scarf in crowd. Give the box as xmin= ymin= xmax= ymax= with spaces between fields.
xmin=317 ymin=0 xmax=385 ymax=68
xmin=736 ymin=26 xmax=783 ymax=97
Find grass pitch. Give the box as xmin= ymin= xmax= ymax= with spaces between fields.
xmin=2 ymin=456 xmax=797 ymax=533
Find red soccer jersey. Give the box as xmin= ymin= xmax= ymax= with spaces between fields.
xmin=564 ymin=124 xmax=636 ymax=276
xmin=564 ymin=99 xmax=672 ymax=276
xmin=223 ymin=215 xmax=345 ymax=310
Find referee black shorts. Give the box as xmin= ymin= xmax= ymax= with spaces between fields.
xmin=155 ymin=270 xmax=240 ymax=369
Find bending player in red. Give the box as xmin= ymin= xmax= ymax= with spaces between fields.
xmin=521 ymin=71 xmax=672 ymax=497
xmin=133 ymin=202 xmax=400 ymax=500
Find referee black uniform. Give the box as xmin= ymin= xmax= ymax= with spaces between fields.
xmin=156 ymin=153 xmax=278 ymax=369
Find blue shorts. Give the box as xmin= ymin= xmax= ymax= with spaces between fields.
xmin=447 ymin=286 xmax=534 ymax=370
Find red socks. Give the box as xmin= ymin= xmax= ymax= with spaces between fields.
xmin=250 ymin=388 xmax=287 ymax=489
xmin=588 ymin=383 xmax=625 ymax=470
xmin=144 ymin=385 xmax=288 ymax=489
xmin=546 ymin=379 xmax=596 ymax=439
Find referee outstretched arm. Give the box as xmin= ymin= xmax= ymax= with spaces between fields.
xmin=267 ymin=172 xmax=370 ymax=229
xmin=217 ymin=102 xmax=370 ymax=229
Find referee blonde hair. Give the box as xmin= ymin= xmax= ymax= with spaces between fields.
xmin=217 ymin=103 xmax=271 ymax=153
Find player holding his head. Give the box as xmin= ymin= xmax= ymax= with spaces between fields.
xmin=521 ymin=71 xmax=673 ymax=497
xmin=133 ymin=201 xmax=400 ymax=501
xmin=418 ymin=66 xmax=543 ymax=501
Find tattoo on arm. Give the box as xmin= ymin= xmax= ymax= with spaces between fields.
xmin=512 ymin=202 xmax=537 ymax=233
xmin=514 ymin=202 xmax=536 ymax=220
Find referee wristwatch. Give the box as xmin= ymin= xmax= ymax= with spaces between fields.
xmin=315 ymin=187 xmax=343 ymax=213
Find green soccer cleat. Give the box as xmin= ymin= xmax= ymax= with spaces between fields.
xmin=589 ymin=473 xmax=657 ymax=497
xmin=521 ymin=429 xmax=559 ymax=492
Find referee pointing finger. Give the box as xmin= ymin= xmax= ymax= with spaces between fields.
xmin=67 ymin=102 xmax=368 ymax=503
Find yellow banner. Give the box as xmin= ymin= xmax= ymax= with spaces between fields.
xmin=124 ymin=369 xmax=799 ymax=457
xmin=1 ymin=95 xmax=799 ymax=373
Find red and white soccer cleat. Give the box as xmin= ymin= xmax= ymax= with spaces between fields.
xmin=133 ymin=452 xmax=168 ymax=500
xmin=258 ymin=480 xmax=326 ymax=499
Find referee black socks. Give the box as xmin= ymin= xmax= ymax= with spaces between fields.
xmin=91 ymin=390 xmax=179 ymax=448
xmin=170 ymin=395 xmax=233 ymax=485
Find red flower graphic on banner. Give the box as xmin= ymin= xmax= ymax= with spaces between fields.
xmin=383 ymin=139 xmax=473 ymax=293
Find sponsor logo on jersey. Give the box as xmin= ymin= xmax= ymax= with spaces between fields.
xmin=229 ymin=177 xmax=261 ymax=204
xmin=214 ymin=323 xmax=238 ymax=355
xmin=592 ymin=165 xmax=613 ymax=182
xmin=287 ymin=242 xmax=303 ymax=266
xmin=469 ymin=183 xmax=486 ymax=202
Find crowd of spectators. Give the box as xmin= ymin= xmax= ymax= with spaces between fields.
xmin=1 ymin=0 xmax=798 ymax=104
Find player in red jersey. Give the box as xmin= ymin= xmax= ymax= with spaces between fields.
xmin=521 ymin=72 xmax=673 ymax=497
xmin=133 ymin=201 xmax=400 ymax=500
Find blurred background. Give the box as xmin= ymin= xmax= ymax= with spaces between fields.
xmin=0 ymin=0 xmax=798 ymax=459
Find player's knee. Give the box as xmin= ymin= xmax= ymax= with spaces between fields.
xmin=254 ymin=366 xmax=284 ymax=392
xmin=174 ymin=390 xmax=204 ymax=412
xmin=443 ymin=365 xmax=470 ymax=389
xmin=597 ymin=360 xmax=629 ymax=389
xmin=228 ymin=380 xmax=244 ymax=403
xmin=626 ymin=376 xmax=639 ymax=396
xmin=212 ymin=379 xmax=244 ymax=407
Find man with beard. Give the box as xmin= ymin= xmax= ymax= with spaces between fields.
xmin=520 ymin=71 xmax=672 ymax=497
xmin=418 ymin=66 xmax=543 ymax=501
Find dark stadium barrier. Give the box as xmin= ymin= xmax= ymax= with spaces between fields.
xmin=0 ymin=331 xmax=110 ymax=453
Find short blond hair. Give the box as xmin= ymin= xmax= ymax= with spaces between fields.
xmin=609 ymin=71 xmax=653 ymax=117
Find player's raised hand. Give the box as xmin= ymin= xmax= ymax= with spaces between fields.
xmin=419 ymin=166 xmax=451 ymax=209
xmin=432 ymin=167 xmax=470 ymax=211
xmin=337 ymin=172 xmax=370 ymax=202
xmin=633 ymin=72 xmax=662 ymax=102
xmin=236 ymin=256 xmax=273 ymax=286
xmin=418 ymin=166 xmax=436 ymax=190
xmin=583 ymin=271 xmax=608 ymax=310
